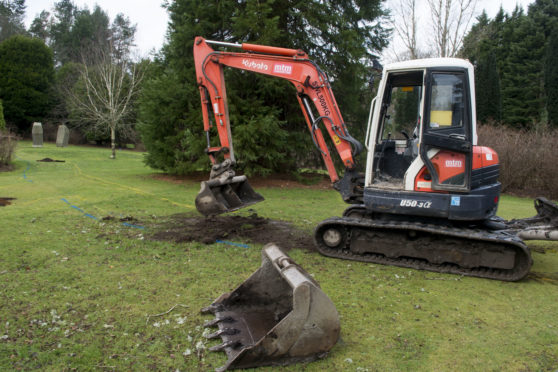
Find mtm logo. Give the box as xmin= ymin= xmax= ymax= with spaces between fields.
xmin=445 ymin=159 xmax=463 ymax=168
xmin=273 ymin=64 xmax=293 ymax=75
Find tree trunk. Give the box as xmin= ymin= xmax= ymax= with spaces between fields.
xmin=110 ymin=126 xmax=116 ymax=159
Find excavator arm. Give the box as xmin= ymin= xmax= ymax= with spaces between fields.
xmin=193 ymin=37 xmax=364 ymax=215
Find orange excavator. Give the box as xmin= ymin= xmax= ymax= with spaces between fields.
xmin=193 ymin=36 xmax=558 ymax=370
xmin=193 ymin=36 xmax=557 ymax=282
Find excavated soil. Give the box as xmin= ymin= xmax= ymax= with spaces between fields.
xmin=149 ymin=213 xmax=316 ymax=252
xmin=37 ymin=158 xmax=65 ymax=162
xmin=0 ymin=197 xmax=15 ymax=206
xmin=0 ymin=164 xmax=14 ymax=172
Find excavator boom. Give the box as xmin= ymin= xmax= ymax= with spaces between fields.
xmin=194 ymin=37 xmax=363 ymax=215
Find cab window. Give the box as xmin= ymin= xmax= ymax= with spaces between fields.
xmin=381 ymin=85 xmax=422 ymax=141
xmin=429 ymin=73 xmax=465 ymax=130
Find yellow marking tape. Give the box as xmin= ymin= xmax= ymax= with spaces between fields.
xmin=69 ymin=161 xmax=195 ymax=209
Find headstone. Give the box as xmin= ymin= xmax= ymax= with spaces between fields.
xmin=32 ymin=122 xmax=43 ymax=147
xmin=56 ymin=124 xmax=70 ymax=147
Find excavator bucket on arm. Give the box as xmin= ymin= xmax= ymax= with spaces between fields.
xmin=201 ymin=243 xmax=340 ymax=371
xmin=195 ymin=159 xmax=264 ymax=216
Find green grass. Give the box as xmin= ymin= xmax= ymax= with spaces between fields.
xmin=1 ymin=142 xmax=557 ymax=371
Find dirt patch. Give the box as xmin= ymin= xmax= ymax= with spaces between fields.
xmin=0 ymin=197 xmax=15 ymax=206
xmin=148 ymin=213 xmax=316 ymax=252
xmin=0 ymin=163 xmax=14 ymax=172
xmin=37 ymin=158 xmax=65 ymax=162
xmin=102 ymin=215 xmax=139 ymax=223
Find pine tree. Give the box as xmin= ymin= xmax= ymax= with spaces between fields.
xmin=459 ymin=11 xmax=491 ymax=63
xmin=138 ymin=0 xmax=237 ymax=174
xmin=0 ymin=35 xmax=54 ymax=132
xmin=138 ymin=0 xmax=389 ymax=175
xmin=29 ymin=10 xmax=51 ymax=42
xmin=0 ymin=0 xmax=26 ymax=42
xmin=460 ymin=11 xmax=502 ymax=123
xmin=461 ymin=2 xmax=558 ymax=127
xmin=0 ymin=100 xmax=6 ymax=130
xmin=545 ymin=27 xmax=558 ymax=126
xmin=475 ymin=51 xmax=501 ymax=122
xmin=499 ymin=9 xmax=545 ymax=127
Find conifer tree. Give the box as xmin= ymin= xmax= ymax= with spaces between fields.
xmin=475 ymin=52 xmax=501 ymax=123
xmin=0 ymin=0 xmax=26 ymax=42
xmin=0 ymin=100 xmax=6 ymax=130
xmin=545 ymin=27 xmax=558 ymax=126
xmin=138 ymin=0 xmax=389 ymax=175
xmin=0 ymin=36 xmax=54 ymax=132
xmin=499 ymin=10 xmax=545 ymax=127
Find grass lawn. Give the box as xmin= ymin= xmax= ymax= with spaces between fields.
xmin=1 ymin=142 xmax=557 ymax=371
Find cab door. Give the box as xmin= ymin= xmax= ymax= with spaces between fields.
xmin=420 ymin=68 xmax=473 ymax=192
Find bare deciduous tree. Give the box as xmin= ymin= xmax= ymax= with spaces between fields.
xmin=427 ymin=0 xmax=478 ymax=57
xmin=390 ymin=0 xmax=420 ymax=60
xmin=387 ymin=0 xmax=478 ymax=61
xmin=66 ymin=44 xmax=143 ymax=159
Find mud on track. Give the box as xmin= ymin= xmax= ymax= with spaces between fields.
xmin=148 ymin=213 xmax=316 ymax=252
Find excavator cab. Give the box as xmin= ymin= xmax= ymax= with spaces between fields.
xmin=364 ymin=59 xmax=499 ymax=221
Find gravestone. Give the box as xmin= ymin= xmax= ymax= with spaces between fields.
xmin=56 ymin=124 xmax=70 ymax=147
xmin=32 ymin=122 xmax=43 ymax=147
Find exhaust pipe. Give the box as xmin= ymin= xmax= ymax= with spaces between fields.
xmin=201 ymin=243 xmax=340 ymax=371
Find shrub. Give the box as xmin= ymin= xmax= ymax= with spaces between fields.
xmin=0 ymin=130 xmax=16 ymax=166
xmin=478 ymin=123 xmax=558 ymax=199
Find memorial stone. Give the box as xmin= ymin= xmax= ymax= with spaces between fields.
xmin=32 ymin=122 xmax=43 ymax=147
xmin=56 ymin=124 xmax=70 ymax=147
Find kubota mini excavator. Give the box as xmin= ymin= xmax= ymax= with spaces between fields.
xmin=193 ymin=36 xmax=558 ymax=282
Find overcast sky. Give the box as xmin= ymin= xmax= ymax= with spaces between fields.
xmin=25 ymin=0 xmax=537 ymax=58
xmin=25 ymin=0 xmax=169 ymax=56
xmin=383 ymin=0 xmax=537 ymax=61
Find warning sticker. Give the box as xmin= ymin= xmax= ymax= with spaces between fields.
xmin=332 ymin=135 xmax=341 ymax=145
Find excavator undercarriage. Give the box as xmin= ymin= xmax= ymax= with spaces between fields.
xmin=315 ymin=197 xmax=558 ymax=281
xmin=315 ymin=209 xmax=532 ymax=281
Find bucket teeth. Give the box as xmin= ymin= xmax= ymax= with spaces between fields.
xmin=209 ymin=340 xmax=241 ymax=352
xmin=203 ymin=316 xmax=235 ymax=328
xmin=200 ymin=244 xmax=340 ymax=370
xmin=200 ymin=304 xmax=222 ymax=314
xmin=205 ymin=328 xmax=240 ymax=339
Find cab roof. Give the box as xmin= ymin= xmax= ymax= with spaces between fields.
xmin=384 ymin=58 xmax=473 ymax=72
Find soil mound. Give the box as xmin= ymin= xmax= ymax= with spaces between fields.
xmin=0 ymin=197 xmax=15 ymax=206
xmin=37 ymin=158 xmax=65 ymax=162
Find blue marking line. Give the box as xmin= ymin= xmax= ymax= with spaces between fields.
xmin=215 ymin=240 xmax=250 ymax=248
xmin=18 ymin=158 xmax=32 ymax=182
xmin=61 ymin=198 xmax=144 ymax=229
xmin=122 ymin=222 xmax=145 ymax=230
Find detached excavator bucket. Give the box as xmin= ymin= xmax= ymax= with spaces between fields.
xmin=201 ymin=243 xmax=340 ymax=371
xmin=195 ymin=175 xmax=264 ymax=216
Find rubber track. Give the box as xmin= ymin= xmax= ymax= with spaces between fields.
xmin=314 ymin=216 xmax=532 ymax=281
